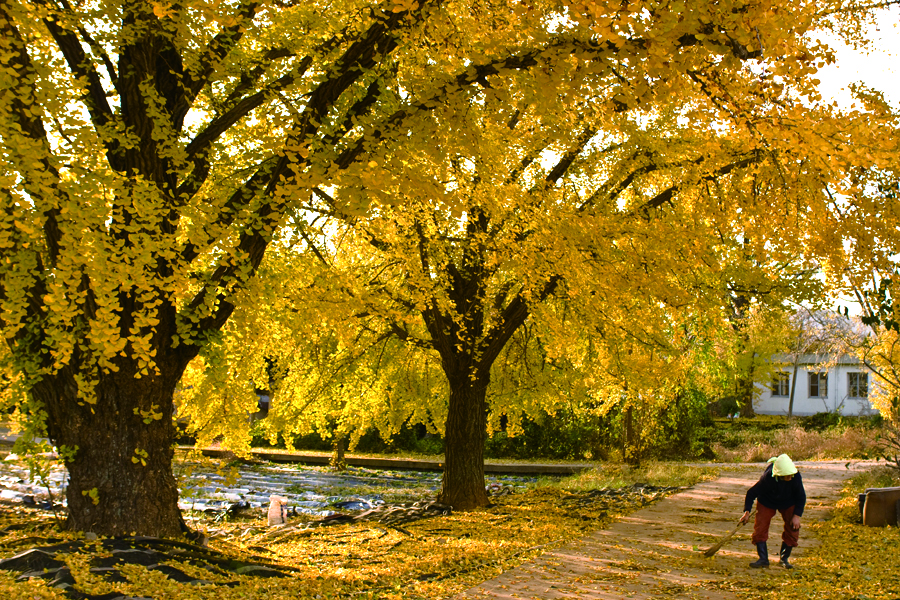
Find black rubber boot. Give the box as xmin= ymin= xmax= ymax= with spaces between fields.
xmin=750 ymin=542 xmax=769 ymax=568
xmin=780 ymin=543 xmax=794 ymax=569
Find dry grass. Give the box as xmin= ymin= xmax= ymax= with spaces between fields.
xmin=556 ymin=461 xmax=721 ymax=491
xmin=711 ymin=425 xmax=877 ymax=463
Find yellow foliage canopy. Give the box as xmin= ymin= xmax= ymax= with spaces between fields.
xmin=0 ymin=0 xmax=897 ymax=526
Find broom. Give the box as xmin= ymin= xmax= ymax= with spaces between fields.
xmin=702 ymin=510 xmax=754 ymax=558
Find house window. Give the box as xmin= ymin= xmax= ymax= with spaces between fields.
xmin=808 ymin=372 xmax=828 ymax=397
xmin=771 ymin=372 xmax=790 ymax=396
xmin=848 ymin=373 xmax=868 ymax=398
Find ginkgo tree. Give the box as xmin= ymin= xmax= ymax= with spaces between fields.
xmin=0 ymin=0 xmax=895 ymax=535
xmin=191 ymin=4 xmax=893 ymax=507
xmin=840 ymin=122 xmax=900 ymax=420
xmin=0 ymin=0 xmax=621 ymax=535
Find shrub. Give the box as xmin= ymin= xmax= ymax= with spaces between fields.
xmin=875 ymin=397 xmax=900 ymax=474
xmin=800 ymin=411 xmax=844 ymax=431
xmin=484 ymin=412 xmax=608 ymax=460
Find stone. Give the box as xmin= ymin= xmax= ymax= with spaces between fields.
xmin=331 ymin=499 xmax=374 ymax=511
xmin=0 ymin=489 xmax=24 ymax=502
xmin=213 ymin=492 xmax=243 ymax=502
xmin=267 ymin=495 xmax=289 ymax=526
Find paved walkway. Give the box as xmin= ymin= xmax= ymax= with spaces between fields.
xmin=454 ymin=461 xmax=871 ymax=600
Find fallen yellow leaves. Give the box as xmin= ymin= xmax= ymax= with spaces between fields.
xmin=0 ymin=476 xmax=678 ymax=599
xmin=3 ymin=464 xmax=895 ymax=599
xmin=710 ymin=466 xmax=900 ymax=600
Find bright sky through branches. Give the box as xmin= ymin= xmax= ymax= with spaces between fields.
xmin=805 ymin=6 xmax=899 ymax=316
xmin=817 ymin=7 xmax=900 ymax=108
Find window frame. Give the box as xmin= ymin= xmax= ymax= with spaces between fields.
xmin=848 ymin=372 xmax=869 ymax=398
xmin=771 ymin=372 xmax=790 ymax=397
xmin=808 ymin=372 xmax=828 ymax=398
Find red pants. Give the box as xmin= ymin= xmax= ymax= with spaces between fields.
xmin=752 ymin=502 xmax=799 ymax=547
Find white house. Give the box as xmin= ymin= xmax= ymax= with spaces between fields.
xmin=754 ymin=353 xmax=878 ymax=416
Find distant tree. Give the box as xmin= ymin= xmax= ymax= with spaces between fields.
xmin=847 ymin=268 xmax=900 ymax=419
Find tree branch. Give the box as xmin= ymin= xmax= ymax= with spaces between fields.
xmin=0 ymin=3 xmax=66 ymax=267
xmin=177 ymin=0 xmax=262 ymax=125
xmin=183 ymin=1 xmax=437 ymax=338
xmin=57 ymin=0 xmax=118 ymax=84
xmin=33 ymin=0 xmax=118 ymax=165
xmin=479 ymin=276 xmax=563 ymax=373
xmin=176 ymin=66 xmax=309 ymax=203
xmin=634 ymin=150 xmax=763 ymax=217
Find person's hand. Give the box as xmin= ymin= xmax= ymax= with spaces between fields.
xmin=739 ymin=511 xmax=750 ymax=524
xmin=791 ymin=515 xmax=801 ymax=531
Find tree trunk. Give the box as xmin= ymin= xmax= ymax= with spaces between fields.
xmin=438 ymin=373 xmax=489 ymax=510
xmin=788 ymin=357 xmax=800 ymax=421
xmin=737 ymin=362 xmax=757 ymax=418
xmin=331 ymin=432 xmax=347 ymax=471
xmin=624 ymin=405 xmax=640 ymax=466
xmin=32 ymin=363 xmax=185 ymax=537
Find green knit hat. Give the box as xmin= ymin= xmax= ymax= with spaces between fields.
xmin=768 ymin=454 xmax=798 ymax=477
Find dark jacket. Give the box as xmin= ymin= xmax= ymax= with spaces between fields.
xmin=743 ymin=463 xmax=806 ymax=516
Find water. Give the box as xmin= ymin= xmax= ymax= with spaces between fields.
xmin=0 ymin=456 xmax=539 ymax=517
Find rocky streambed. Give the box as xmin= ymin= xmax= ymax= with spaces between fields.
xmin=0 ymin=453 xmax=541 ymax=520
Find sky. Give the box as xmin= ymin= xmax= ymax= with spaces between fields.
xmin=799 ymin=7 xmax=900 ymax=316
xmin=816 ymin=7 xmax=900 ymax=108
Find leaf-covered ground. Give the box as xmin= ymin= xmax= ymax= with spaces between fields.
xmin=0 ymin=462 xmax=897 ymax=600
xmin=0 ymin=463 xmax=707 ymax=599
xmin=714 ymin=466 xmax=900 ymax=600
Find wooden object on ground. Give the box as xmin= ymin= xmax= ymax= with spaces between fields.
xmin=862 ymin=487 xmax=900 ymax=527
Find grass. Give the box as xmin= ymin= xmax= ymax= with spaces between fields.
xmin=555 ymin=461 xmax=721 ymax=491
xmin=706 ymin=415 xmax=883 ymax=463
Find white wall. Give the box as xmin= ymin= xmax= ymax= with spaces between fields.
xmin=754 ymin=360 xmax=878 ymax=417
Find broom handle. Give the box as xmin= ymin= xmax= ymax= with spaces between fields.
xmin=702 ymin=509 xmax=755 ymax=557
xmin=732 ymin=509 xmax=754 ymax=534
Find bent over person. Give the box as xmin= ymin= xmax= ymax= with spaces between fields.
xmin=739 ymin=454 xmax=806 ymax=569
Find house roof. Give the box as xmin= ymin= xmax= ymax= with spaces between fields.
xmin=769 ymin=353 xmax=863 ymax=367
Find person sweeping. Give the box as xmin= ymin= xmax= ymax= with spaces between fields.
xmin=739 ymin=454 xmax=806 ymax=569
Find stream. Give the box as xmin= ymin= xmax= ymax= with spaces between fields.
xmin=0 ymin=454 xmax=542 ymax=517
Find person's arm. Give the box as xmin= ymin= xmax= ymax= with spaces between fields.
xmin=741 ymin=465 xmax=773 ymax=521
xmin=792 ymin=473 xmax=806 ymax=516
xmin=790 ymin=473 xmax=806 ymax=529
xmin=741 ymin=483 xmax=759 ymax=522
xmin=743 ymin=470 xmax=767 ymax=513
